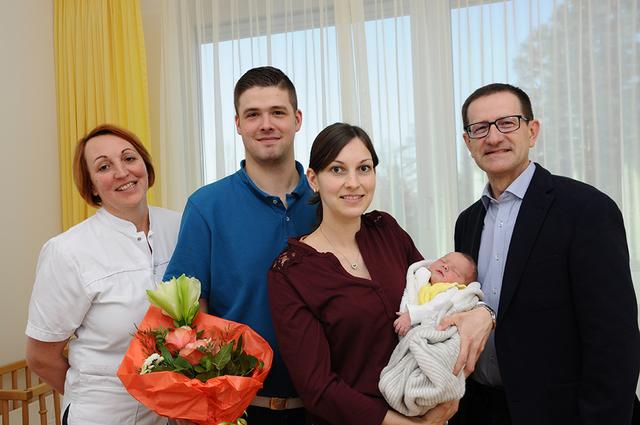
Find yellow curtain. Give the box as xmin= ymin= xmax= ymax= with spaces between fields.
xmin=54 ymin=0 xmax=157 ymax=230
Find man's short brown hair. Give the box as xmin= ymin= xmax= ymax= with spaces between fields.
xmin=461 ymin=83 xmax=534 ymax=127
xmin=233 ymin=66 xmax=298 ymax=114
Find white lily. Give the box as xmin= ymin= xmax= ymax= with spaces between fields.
xmin=147 ymin=274 xmax=201 ymax=327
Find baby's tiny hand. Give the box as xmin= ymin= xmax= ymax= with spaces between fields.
xmin=394 ymin=312 xmax=411 ymax=336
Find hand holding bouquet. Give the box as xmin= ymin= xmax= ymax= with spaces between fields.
xmin=118 ymin=275 xmax=272 ymax=424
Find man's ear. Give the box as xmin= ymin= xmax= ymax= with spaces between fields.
xmin=235 ymin=115 xmax=241 ymax=135
xmin=463 ymin=132 xmax=472 ymax=151
xmin=294 ymin=109 xmax=303 ymax=132
xmin=527 ymin=119 xmax=540 ymax=148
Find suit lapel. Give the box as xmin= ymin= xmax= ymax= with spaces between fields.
xmin=457 ymin=200 xmax=486 ymax=261
xmin=470 ymin=203 xmax=486 ymax=261
xmin=498 ymin=164 xmax=555 ymax=321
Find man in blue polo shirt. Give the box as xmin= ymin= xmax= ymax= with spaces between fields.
xmin=164 ymin=66 xmax=316 ymax=425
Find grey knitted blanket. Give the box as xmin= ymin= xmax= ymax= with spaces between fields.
xmin=379 ymin=282 xmax=483 ymax=416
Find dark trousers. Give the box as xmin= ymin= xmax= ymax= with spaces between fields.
xmin=449 ymin=380 xmax=512 ymax=425
xmin=64 ymin=403 xmax=306 ymax=425
xmin=450 ymin=382 xmax=640 ymax=425
xmin=245 ymin=406 xmax=306 ymax=425
xmin=63 ymin=403 xmax=306 ymax=425
xmin=62 ymin=404 xmax=70 ymax=425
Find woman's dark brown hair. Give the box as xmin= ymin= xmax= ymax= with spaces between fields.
xmin=308 ymin=122 xmax=379 ymax=224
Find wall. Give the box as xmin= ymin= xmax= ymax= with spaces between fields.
xmin=0 ymin=0 xmax=60 ymax=365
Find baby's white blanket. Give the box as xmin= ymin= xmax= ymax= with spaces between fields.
xmin=379 ymin=282 xmax=483 ymax=416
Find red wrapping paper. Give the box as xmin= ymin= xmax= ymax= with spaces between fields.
xmin=117 ymin=306 xmax=273 ymax=424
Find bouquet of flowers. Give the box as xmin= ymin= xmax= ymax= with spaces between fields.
xmin=117 ymin=275 xmax=273 ymax=425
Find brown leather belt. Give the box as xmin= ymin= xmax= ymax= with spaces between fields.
xmin=250 ymin=396 xmax=304 ymax=410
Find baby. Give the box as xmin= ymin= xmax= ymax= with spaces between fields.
xmin=380 ymin=253 xmax=482 ymax=416
xmin=394 ymin=252 xmax=477 ymax=336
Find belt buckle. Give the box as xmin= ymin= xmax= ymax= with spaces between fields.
xmin=269 ymin=397 xmax=288 ymax=410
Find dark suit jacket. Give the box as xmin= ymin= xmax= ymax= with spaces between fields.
xmin=454 ymin=163 xmax=640 ymax=425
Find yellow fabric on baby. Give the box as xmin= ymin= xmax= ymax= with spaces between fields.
xmin=418 ymin=282 xmax=467 ymax=304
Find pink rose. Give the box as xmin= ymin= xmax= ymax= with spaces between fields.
xmin=179 ymin=339 xmax=210 ymax=366
xmin=165 ymin=326 xmax=196 ymax=353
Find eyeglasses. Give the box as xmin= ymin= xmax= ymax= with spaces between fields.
xmin=464 ymin=115 xmax=530 ymax=139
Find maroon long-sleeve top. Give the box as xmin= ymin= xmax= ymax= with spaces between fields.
xmin=268 ymin=211 xmax=423 ymax=425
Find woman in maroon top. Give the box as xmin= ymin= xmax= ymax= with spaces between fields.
xmin=268 ymin=123 xmax=492 ymax=425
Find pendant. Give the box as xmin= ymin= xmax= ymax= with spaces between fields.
xmin=350 ymin=263 xmax=358 ymax=270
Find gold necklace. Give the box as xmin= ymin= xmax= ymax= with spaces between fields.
xmin=320 ymin=227 xmax=359 ymax=270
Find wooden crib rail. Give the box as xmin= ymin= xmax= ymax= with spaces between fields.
xmin=0 ymin=360 xmax=60 ymax=425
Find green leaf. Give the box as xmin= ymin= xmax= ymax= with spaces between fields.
xmin=148 ymin=331 xmax=264 ymax=384
xmin=233 ymin=334 xmax=244 ymax=357
xmin=159 ymin=345 xmax=175 ymax=368
xmin=173 ymin=356 xmax=193 ymax=371
xmin=195 ymin=369 xmax=220 ymax=382
xmin=153 ymin=328 xmax=169 ymax=346
xmin=199 ymin=355 xmax=213 ymax=371
xmin=236 ymin=355 xmax=259 ymax=376
xmin=212 ymin=341 xmax=233 ymax=370
xmin=151 ymin=365 xmax=173 ymax=372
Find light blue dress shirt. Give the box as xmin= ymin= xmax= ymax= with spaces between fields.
xmin=473 ymin=161 xmax=536 ymax=387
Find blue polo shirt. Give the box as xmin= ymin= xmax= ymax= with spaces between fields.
xmin=164 ymin=160 xmax=317 ymax=396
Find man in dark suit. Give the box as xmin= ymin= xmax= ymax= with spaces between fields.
xmin=450 ymin=83 xmax=640 ymax=425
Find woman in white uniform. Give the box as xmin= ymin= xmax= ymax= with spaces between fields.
xmin=25 ymin=124 xmax=181 ymax=425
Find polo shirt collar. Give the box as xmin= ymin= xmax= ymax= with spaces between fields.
xmin=238 ymin=160 xmax=308 ymax=201
xmin=481 ymin=161 xmax=536 ymax=209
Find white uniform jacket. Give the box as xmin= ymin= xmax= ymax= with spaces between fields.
xmin=26 ymin=207 xmax=181 ymax=425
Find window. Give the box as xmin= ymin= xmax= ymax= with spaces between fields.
xmin=192 ymin=0 xmax=638 ymax=272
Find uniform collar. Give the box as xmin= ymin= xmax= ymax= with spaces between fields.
xmin=95 ymin=207 xmax=152 ymax=237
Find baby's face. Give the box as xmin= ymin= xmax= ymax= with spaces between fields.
xmin=428 ymin=252 xmax=474 ymax=284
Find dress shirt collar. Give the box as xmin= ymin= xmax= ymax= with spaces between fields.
xmin=481 ymin=161 xmax=536 ymax=209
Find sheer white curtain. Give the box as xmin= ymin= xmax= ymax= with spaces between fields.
xmin=150 ymin=0 xmax=459 ymax=257
xmin=451 ymin=0 xmax=639 ymax=283
xmin=146 ymin=0 xmax=639 ymax=273
xmin=450 ymin=0 xmax=639 ymax=395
